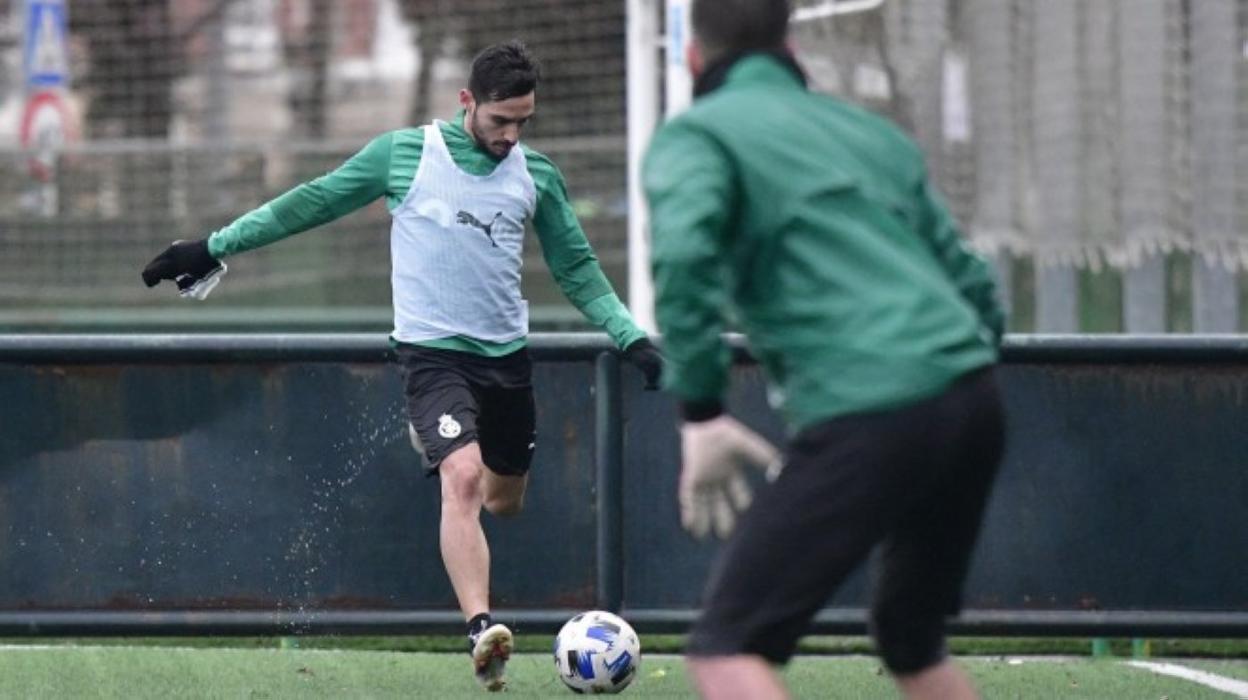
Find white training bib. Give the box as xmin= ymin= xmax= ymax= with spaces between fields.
xmin=390 ymin=122 xmax=537 ymax=343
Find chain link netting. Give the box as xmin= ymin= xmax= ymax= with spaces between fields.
xmin=0 ymin=0 xmax=626 ymax=320
xmin=1 ymin=0 xmax=1245 ymax=324
xmin=791 ymin=0 xmax=1248 ymax=270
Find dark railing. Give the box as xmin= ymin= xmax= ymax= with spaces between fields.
xmin=1 ymin=334 xmax=1247 ymax=637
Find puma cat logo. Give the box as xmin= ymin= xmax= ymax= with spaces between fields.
xmin=457 ymin=210 xmax=504 ymax=247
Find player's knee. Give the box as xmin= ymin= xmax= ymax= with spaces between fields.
xmin=869 ymin=603 xmax=949 ymax=676
xmin=439 ymin=456 xmax=483 ymax=510
xmin=484 ymin=492 xmax=524 ymax=518
xmin=483 ymin=477 xmax=527 ymax=517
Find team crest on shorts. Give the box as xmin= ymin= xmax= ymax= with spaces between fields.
xmin=438 ymin=413 xmax=462 ymax=439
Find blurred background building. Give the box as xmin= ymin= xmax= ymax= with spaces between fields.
xmin=0 ymin=0 xmax=1245 ymax=332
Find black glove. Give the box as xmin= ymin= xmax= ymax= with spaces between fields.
xmin=623 ymin=337 xmax=664 ymax=390
xmin=141 ymin=238 xmax=226 ymax=298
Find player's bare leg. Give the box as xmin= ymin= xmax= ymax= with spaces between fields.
xmin=894 ymin=659 xmax=978 ymax=700
xmin=686 ymin=656 xmax=789 ymax=700
xmin=482 ymin=467 xmax=528 ymax=517
xmin=437 ymin=442 xmax=530 ymax=614
xmin=438 ymin=442 xmax=514 ymax=690
xmin=439 ymin=442 xmax=491 ymax=618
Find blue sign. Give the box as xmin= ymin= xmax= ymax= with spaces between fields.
xmin=24 ymin=0 xmax=68 ymax=89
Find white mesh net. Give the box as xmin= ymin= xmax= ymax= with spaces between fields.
xmin=0 ymin=0 xmax=627 ymax=323
xmin=790 ymin=0 xmax=1248 ymax=270
xmin=1 ymin=0 xmax=1246 ymax=326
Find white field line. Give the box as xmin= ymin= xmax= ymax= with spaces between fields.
xmin=1127 ymin=660 xmax=1248 ymax=699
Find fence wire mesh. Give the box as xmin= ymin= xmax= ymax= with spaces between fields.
xmin=792 ymin=0 xmax=1248 ymax=271
xmin=0 ymin=0 xmax=1245 ymax=327
xmin=0 ymin=0 xmax=626 ymax=320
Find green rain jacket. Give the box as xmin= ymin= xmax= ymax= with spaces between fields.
xmin=644 ymin=54 xmax=1004 ymax=431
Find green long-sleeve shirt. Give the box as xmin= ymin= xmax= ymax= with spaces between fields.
xmin=208 ymin=113 xmax=646 ymax=355
xmin=644 ymin=55 xmax=1003 ymax=431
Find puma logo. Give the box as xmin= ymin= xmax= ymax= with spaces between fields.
xmin=457 ymin=210 xmax=504 ymax=247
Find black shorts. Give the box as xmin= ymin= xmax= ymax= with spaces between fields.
xmin=686 ymin=367 xmax=1005 ymax=665
xmin=395 ymin=344 xmax=536 ymax=476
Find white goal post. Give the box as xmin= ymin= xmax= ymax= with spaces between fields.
xmin=626 ymin=0 xmax=888 ymax=333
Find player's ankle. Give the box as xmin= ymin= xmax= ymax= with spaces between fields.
xmin=467 ymin=612 xmax=492 ymax=642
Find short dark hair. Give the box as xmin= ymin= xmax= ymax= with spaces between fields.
xmin=469 ymin=40 xmax=541 ymax=103
xmin=691 ymin=0 xmax=790 ymax=61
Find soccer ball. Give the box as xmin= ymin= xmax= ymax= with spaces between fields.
xmin=553 ymin=610 xmax=641 ymax=694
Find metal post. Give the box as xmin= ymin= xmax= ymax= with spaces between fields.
xmin=1030 ymin=1 xmax=1081 ymax=334
xmin=1125 ymin=258 xmax=1166 ymax=333
xmin=1036 ymin=265 xmax=1078 ymax=333
xmin=1194 ymin=261 xmax=1238 ymax=333
xmin=1190 ymin=0 xmax=1240 ymax=332
xmin=627 ymin=0 xmax=661 ymax=333
xmin=988 ymin=253 xmax=1013 ymax=322
xmin=594 ymin=352 xmax=624 ymax=612
xmin=1118 ymin=0 xmax=1169 ymax=334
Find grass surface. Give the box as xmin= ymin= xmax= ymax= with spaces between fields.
xmin=5 ymin=634 xmax=1248 ymax=657
xmin=1 ymin=647 xmax=1246 ymax=699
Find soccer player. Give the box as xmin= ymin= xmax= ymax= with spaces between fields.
xmin=142 ymin=40 xmax=662 ymax=692
xmin=643 ymin=1 xmax=1006 ymax=699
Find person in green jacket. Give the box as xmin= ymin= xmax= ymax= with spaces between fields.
xmin=643 ymin=2 xmax=1005 ymax=699
xmin=143 ymin=40 xmax=662 ymax=693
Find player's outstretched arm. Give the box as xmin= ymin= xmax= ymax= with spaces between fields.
xmin=527 ymin=150 xmax=662 ymax=387
xmin=141 ymin=133 xmax=396 ymax=297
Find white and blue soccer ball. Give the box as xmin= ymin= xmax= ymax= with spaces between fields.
xmin=553 ymin=610 xmax=641 ymax=694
